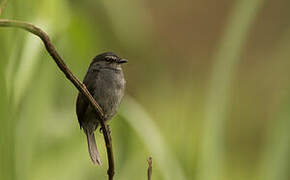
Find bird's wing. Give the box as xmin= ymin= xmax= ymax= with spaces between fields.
xmin=76 ymin=69 xmax=99 ymax=127
xmin=76 ymin=92 xmax=88 ymax=127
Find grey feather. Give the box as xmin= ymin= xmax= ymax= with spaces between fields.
xmin=76 ymin=52 xmax=126 ymax=165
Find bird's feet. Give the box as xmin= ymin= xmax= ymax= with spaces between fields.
xmin=99 ymin=125 xmax=111 ymax=135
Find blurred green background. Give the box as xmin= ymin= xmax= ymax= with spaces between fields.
xmin=0 ymin=0 xmax=289 ymax=180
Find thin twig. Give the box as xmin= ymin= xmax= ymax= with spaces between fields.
xmin=0 ymin=19 xmax=115 ymax=180
xmin=147 ymin=157 xmax=152 ymax=180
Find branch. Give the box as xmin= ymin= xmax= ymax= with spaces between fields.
xmin=0 ymin=19 xmax=115 ymax=180
xmin=147 ymin=157 xmax=152 ymax=180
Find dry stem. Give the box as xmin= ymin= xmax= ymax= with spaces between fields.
xmin=147 ymin=157 xmax=152 ymax=180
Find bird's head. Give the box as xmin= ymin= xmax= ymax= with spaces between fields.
xmin=90 ymin=52 xmax=128 ymax=70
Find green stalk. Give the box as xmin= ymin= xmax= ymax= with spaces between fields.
xmin=198 ymin=1 xmax=264 ymax=180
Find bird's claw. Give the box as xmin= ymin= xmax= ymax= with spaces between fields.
xmin=99 ymin=125 xmax=111 ymax=135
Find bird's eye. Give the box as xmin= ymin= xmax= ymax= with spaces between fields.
xmin=105 ymin=56 xmax=117 ymax=63
xmin=106 ymin=58 xmax=113 ymax=63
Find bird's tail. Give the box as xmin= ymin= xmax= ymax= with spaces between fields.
xmin=85 ymin=130 xmax=102 ymax=165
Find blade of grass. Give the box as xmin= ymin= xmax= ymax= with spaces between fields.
xmin=198 ymin=0 xmax=265 ymax=180
xmin=12 ymin=33 xmax=43 ymax=105
xmin=258 ymin=31 xmax=290 ymax=180
xmin=0 ymin=67 xmax=15 ymax=180
xmin=120 ymin=96 xmax=187 ymax=180
xmin=259 ymin=97 xmax=290 ymax=180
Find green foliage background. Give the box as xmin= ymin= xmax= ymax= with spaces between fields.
xmin=0 ymin=0 xmax=289 ymax=180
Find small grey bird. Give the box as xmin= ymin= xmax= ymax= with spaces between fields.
xmin=76 ymin=52 xmax=127 ymax=165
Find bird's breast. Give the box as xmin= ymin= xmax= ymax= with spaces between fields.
xmin=94 ymin=70 xmax=125 ymax=120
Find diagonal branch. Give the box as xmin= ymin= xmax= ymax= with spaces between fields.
xmin=0 ymin=19 xmax=115 ymax=180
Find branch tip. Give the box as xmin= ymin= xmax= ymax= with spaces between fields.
xmin=147 ymin=156 xmax=152 ymax=180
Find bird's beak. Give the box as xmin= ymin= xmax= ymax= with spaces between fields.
xmin=118 ymin=59 xmax=128 ymax=64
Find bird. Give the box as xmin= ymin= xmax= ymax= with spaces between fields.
xmin=76 ymin=52 xmax=127 ymax=165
